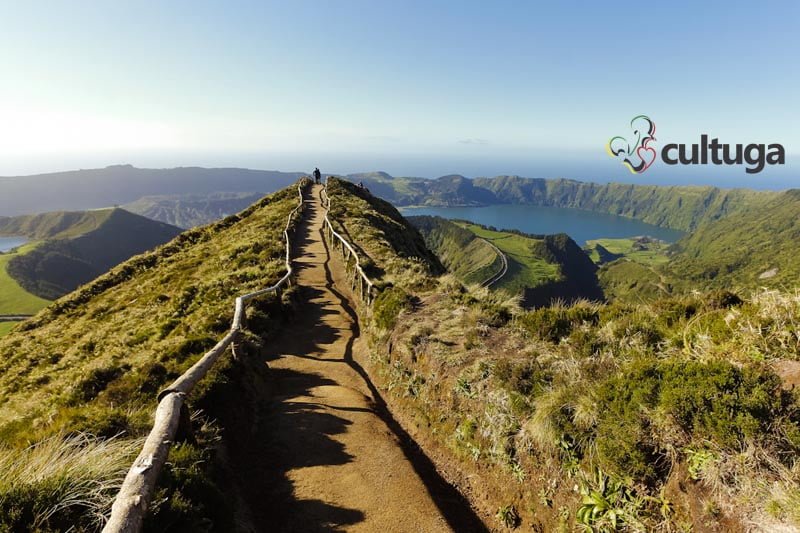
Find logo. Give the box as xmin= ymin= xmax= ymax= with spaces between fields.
xmin=606 ymin=115 xmax=657 ymax=174
xmin=606 ymin=116 xmax=786 ymax=174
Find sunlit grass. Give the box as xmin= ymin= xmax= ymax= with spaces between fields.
xmin=0 ymin=242 xmax=51 ymax=314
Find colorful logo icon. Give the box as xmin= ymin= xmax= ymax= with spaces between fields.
xmin=606 ymin=115 xmax=657 ymax=174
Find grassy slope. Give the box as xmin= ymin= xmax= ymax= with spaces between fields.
xmin=0 ymin=322 xmax=16 ymax=338
xmin=667 ymin=189 xmax=800 ymax=291
xmin=6 ymin=208 xmax=182 ymax=300
xmin=585 ymin=237 xmax=670 ymax=266
xmin=0 ymin=209 xmax=115 ymax=239
xmin=328 ymin=180 xmax=800 ymax=531
xmin=407 ymin=216 xmax=500 ymax=286
xmin=0 ymin=243 xmax=51 ymax=314
xmin=0 ymin=183 xmax=306 ymax=530
xmin=476 ymin=176 xmax=774 ymax=231
xmin=343 ymin=173 xmax=774 ymax=232
xmin=326 ymin=178 xmax=444 ymax=288
xmin=456 ymin=223 xmax=560 ymax=293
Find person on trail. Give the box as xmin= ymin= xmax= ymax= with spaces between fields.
xmin=313 ymin=167 xmax=321 ymax=184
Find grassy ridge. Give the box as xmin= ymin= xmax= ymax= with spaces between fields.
xmin=411 ymin=214 xmax=603 ymax=307
xmin=455 ymin=222 xmax=560 ymax=293
xmin=667 ymin=189 xmax=800 ymax=290
xmin=0 ymin=209 xmax=115 ymax=240
xmin=407 ymin=215 xmax=500 ymax=286
xmin=0 ymin=183 xmax=306 ymax=530
xmin=328 ymin=180 xmax=800 ymax=531
xmin=5 ymin=209 xmax=181 ymax=300
xmin=341 ymin=172 xmax=773 ymax=232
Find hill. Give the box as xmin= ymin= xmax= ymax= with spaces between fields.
xmin=323 ymin=176 xmax=800 ymax=531
xmin=124 ymin=192 xmax=264 ymax=228
xmin=1 ymin=208 xmax=182 ymax=300
xmin=0 ymin=165 xmax=303 ymax=216
xmin=411 ymin=216 xmax=603 ymax=307
xmin=342 ymin=172 xmax=773 ymax=232
xmin=407 ymin=216 xmax=502 ymax=286
xmin=0 ymin=182 xmax=306 ymax=530
xmin=666 ymin=189 xmax=800 ymax=290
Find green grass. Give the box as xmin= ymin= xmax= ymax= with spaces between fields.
xmin=327 ymin=180 xmax=800 ymax=531
xmin=455 ymin=222 xmax=560 ymax=292
xmin=585 ymin=237 xmax=670 ymax=266
xmin=0 ymin=209 xmax=116 ymax=240
xmin=0 ymin=181 xmax=308 ymax=529
xmin=0 ymin=322 xmax=16 ymax=338
xmin=0 ymin=243 xmax=51 ymax=314
xmin=407 ymin=216 xmax=500 ymax=286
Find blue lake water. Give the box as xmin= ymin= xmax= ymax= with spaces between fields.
xmin=399 ymin=204 xmax=685 ymax=245
xmin=0 ymin=236 xmax=27 ymax=252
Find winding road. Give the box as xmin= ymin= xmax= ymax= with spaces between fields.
xmin=479 ymin=239 xmax=508 ymax=288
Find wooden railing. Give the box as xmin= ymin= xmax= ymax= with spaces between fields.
xmin=320 ymin=184 xmax=376 ymax=305
xmin=103 ymin=182 xmax=307 ymax=533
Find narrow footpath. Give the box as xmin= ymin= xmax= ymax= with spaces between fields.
xmin=232 ymin=184 xmax=486 ymax=532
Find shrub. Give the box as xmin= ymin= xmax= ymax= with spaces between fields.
xmin=493 ymin=358 xmax=551 ymax=398
xmin=593 ymin=359 xmax=800 ymax=482
xmin=69 ymin=364 xmax=130 ymax=405
xmin=373 ymin=287 xmax=411 ymax=330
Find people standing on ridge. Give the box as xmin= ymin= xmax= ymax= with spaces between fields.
xmin=313 ymin=167 xmax=321 ymax=184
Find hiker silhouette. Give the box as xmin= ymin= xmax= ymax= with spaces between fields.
xmin=313 ymin=167 xmax=321 ymax=184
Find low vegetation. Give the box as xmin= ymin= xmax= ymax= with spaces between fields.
xmin=0 ymin=182 xmax=308 ymax=529
xmin=327 ymin=177 xmax=800 ymax=531
xmin=0 ymin=243 xmax=51 ymax=315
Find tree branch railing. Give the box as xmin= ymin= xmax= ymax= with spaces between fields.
xmin=103 ymin=181 xmax=308 ymax=533
xmin=320 ymin=184 xmax=377 ymax=306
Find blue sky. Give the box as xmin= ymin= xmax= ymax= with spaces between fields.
xmin=0 ymin=0 xmax=797 ymax=187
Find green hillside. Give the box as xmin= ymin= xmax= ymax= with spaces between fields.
xmin=4 ymin=208 xmax=182 ymax=300
xmin=410 ymin=215 xmax=604 ymax=307
xmin=408 ymin=216 xmax=502 ymax=286
xmin=343 ymin=172 xmax=773 ymax=232
xmin=0 ymin=183 xmax=305 ymax=530
xmin=0 ymin=322 xmax=15 ymax=337
xmin=0 ymin=209 xmax=115 ymax=240
xmin=326 ymin=179 xmax=800 ymax=531
xmin=474 ymin=176 xmax=772 ymax=231
xmin=585 ymin=236 xmax=670 ymax=266
xmin=0 ymin=243 xmax=51 ymax=315
xmin=666 ymin=189 xmax=800 ymax=290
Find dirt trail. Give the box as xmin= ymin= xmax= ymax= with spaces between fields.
xmin=232 ymin=185 xmax=486 ymax=532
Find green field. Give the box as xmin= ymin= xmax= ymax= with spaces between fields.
xmin=455 ymin=222 xmax=560 ymax=292
xmin=0 ymin=242 xmax=51 ymax=314
xmin=0 ymin=322 xmax=16 ymax=338
xmin=585 ymin=237 xmax=670 ymax=266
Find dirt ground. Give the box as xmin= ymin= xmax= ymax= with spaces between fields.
xmin=225 ymin=185 xmax=486 ymax=532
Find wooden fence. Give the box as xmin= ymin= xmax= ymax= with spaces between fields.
xmin=103 ymin=182 xmax=307 ymax=533
xmin=320 ymin=185 xmax=376 ymax=305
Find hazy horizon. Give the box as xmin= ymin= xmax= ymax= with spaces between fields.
xmin=2 ymin=1 xmax=797 ymax=192
xmin=1 ymin=152 xmax=795 ymax=191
